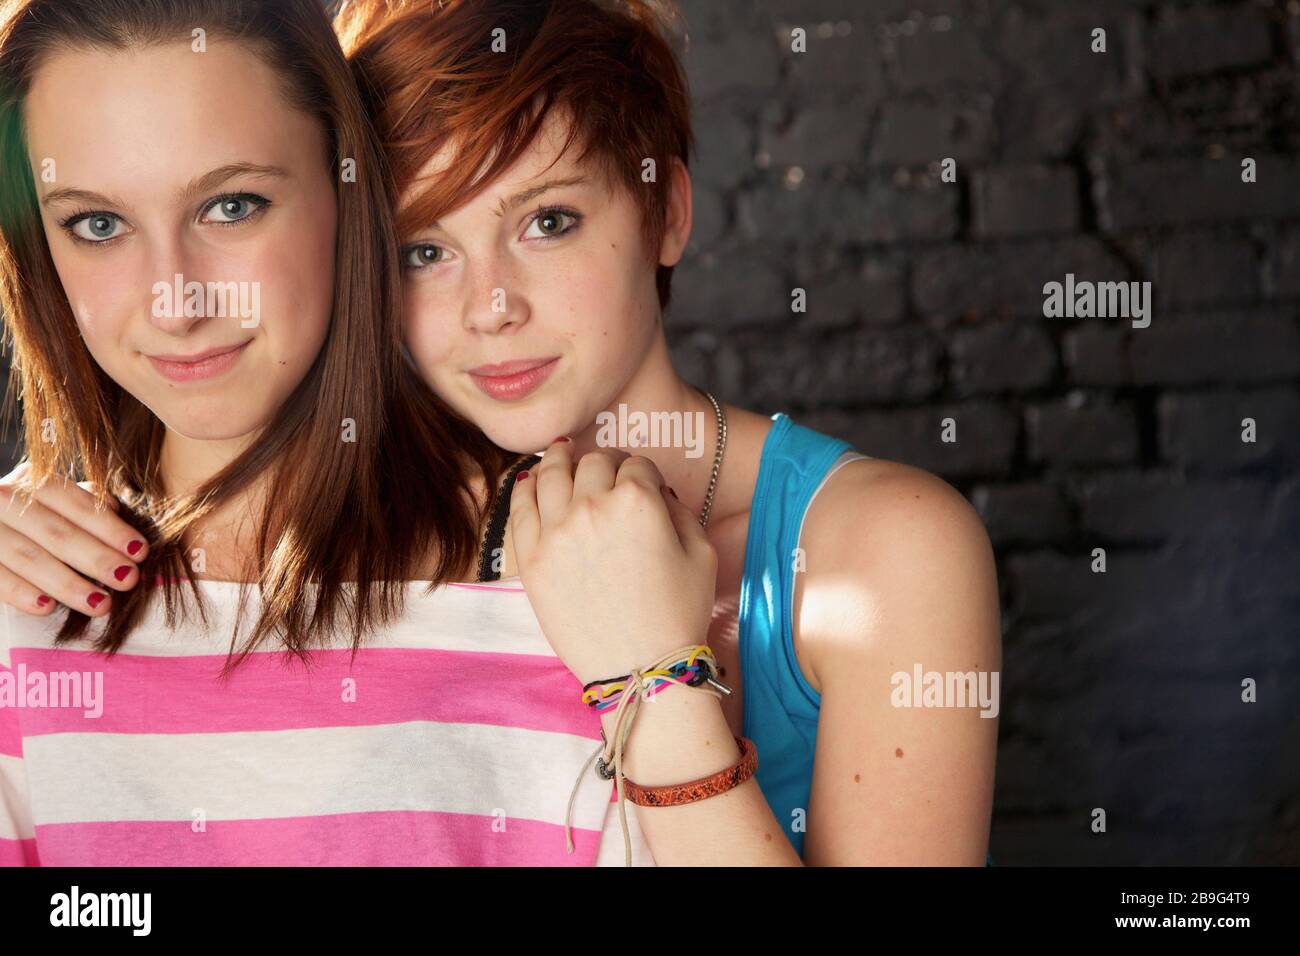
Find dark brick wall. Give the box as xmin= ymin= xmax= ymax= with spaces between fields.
xmin=670 ymin=0 xmax=1300 ymax=863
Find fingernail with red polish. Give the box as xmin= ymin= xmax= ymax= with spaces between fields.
xmin=114 ymin=565 xmax=132 ymax=581
xmin=516 ymin=471 xmax=530 ymax=481
xmin=37 ymin=594 xmax=50 ymax=607
xmin=88 ymin=592 xmax=106 ymax=609
xmin=126 ymin=539 xmax=143 ymax=556
xmin=552 ymin=436 xmax=571 ymax=444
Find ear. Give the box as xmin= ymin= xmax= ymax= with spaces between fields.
xmin=657 ymin=156 xmax=693 ymax=268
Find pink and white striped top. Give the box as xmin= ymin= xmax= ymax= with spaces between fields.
xmin=0 ymin=576 xmax=653 ymax=866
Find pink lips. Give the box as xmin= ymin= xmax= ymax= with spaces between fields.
xmin=146 ymin=341 xmax=251 ymax=383
xmin=467 ymin=357 xmax=559 ymax=401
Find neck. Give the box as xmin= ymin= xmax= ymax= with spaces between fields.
xmin=569 ymin=331 xmax=722 ymax=523
xmin=158 ymin=428 xmax=268 ymax=577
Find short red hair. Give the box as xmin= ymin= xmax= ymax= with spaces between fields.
xmin=336 ymin=0 xmax=694 ymax=310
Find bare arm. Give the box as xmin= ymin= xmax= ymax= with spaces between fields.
xmin=796 ymin=461 xmax=1001 ymax=865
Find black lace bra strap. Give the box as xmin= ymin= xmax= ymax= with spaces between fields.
xmin=476 ymin=454 xmax=542 ymax=582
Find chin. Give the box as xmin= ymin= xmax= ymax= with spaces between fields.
xmin=149 ymin=401 xmax=269 ymax=443
xmin=480 ymin=421 xmax=549 ymax=455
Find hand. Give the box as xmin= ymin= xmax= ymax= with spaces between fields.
xmin=0 ymin=460 xmax=149 ymax=615
xmin=507 ymin=439 xmax=718 ymax=687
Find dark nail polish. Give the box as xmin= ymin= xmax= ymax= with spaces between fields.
xmin=114 ymin=565 xmax=131 ymax=581
xmin=88 ymin=592 xmax=106 ymax=609
xmin=516 ymin=470 xmax=530 ymax=481
xmin=37 ymin=594 xmax=50 ymax=606
xmin=126 ymin=539 xmax=143 ymax=555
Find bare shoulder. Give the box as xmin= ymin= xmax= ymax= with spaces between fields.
xmin=806 ymin=457 xmax=993 ymax=565
xmin=794 ymin=457 xmax=1000 ymax=685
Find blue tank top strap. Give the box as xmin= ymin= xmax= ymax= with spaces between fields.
xmin=737 ymin=413 xmax=854 ymax=858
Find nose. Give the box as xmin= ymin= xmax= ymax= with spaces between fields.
xmin=141 ymin=233 xmax=220 ymax=338
xmin=461 ymin=251 xmax=530 ymax=335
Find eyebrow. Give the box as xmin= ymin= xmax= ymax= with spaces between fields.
xmin=40 ymin=162 xmax=290 ymax=210
xmin=493 ymin=175 xmax=589 ymax=219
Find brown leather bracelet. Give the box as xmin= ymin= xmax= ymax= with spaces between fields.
xmin=619 ymin=736 xmax=758 ymax=807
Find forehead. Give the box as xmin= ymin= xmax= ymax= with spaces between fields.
xmin=24 ymin=41 xmax=316 ymax=193
xmin=399 ymin=105 xmax=611 ymax=217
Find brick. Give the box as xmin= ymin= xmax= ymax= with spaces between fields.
xmin=689 ymin=104 xmax=756 ymax=190
xmin=739 ymin=326 xmax=942 ymax=407
xmin=1268 ymin=226 xmax=1300 ymax=299
xmin=972 ymin=164 xmax=1080 ymax=239
xmin=868 ymin=99 xmax=995 ymax=166
xmin=682 ymin=30 xmax=781 ymax=99
xmin=758 ymin=100 xmax=873 ymax=170
xmin=1063 ymin=324 xmax=1128 ymax=387
xmin=996 ymin=6 xmax=1141 ymax=100
xmin=1071 ymin=471 xmax=1275 ymax=542
xmin=1129 ymin=312 xmax=1300 ymax=386
xmin=801 ymin=402 xmax=1019 ymax=478
xmin=887 ymin=21 xmax=1000 ymax=92
xmin=1027 ymin=397 xmax=1140 ymax=466
xmin=687 ymin=184 xmax=727 ymax=248
xmin=783 ymin=20 xmax=887 ymax=97
xmin=737 ymin=176 xmax=957 ymax=244
xmin=786 ymin=255 xmax=907 ymax=329
xmin=1096 ymin=156 xmax=1300 ymax=232
xmin=856 ymin=178 xmax=959 ymax=242
xmin=1158 ymin=387 xmax=1300 ymax=474
xmin=1004 ymin=546 xmax=1218 ymax=628
xmin=949 ymin=320 xmax=1057 ymax=395
xmin=1148 ymin=5 xmax=1273 ymax=81
xmin=913 ymin=237 xmax=1132 ymax=319
xmin=667 ymin=245 xmax=789 ymax=329
xmin=1152 ymin=231 xmax=1259 ymax=308
xmin=996 ymin=7 xmax=1143 ymax=158
xmin=970 ymin=482 xmax=1072 ymax=547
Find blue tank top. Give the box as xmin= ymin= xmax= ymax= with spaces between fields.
xmin=738 ymin=413 xmax=995 ymax=865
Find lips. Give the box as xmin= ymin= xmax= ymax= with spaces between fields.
xmin=146 ymin=340 xmax=251 ymax=383
xmin=467 ymin=356 xmax=559 ymax=401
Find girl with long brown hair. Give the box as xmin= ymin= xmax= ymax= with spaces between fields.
xmin=0 ymin=0 xmax=669 ymax=865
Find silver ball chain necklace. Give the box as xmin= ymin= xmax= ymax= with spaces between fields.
xmin=697 ymin=389 xmax=727 ymax=528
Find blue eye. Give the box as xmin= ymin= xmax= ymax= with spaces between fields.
xmin=66 ymin=213 xmax=125 ymax=243
xmin=403 ymin=243 xmax=446 ymax=269
xmin=200 ymin=193 xmax=269 ymax=224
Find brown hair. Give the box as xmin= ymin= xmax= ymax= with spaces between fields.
xmin=335 ymin=0 xmax=695 ymax=310
xmin=0 ymin=0 xmax=512 ymax=668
